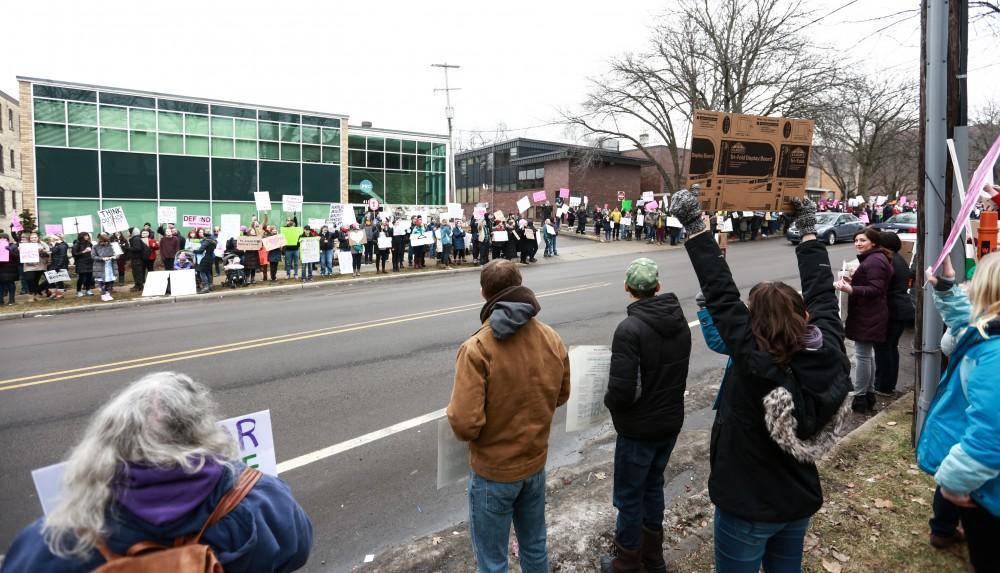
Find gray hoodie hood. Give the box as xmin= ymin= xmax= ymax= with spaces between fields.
xmin=479 ymin=285 xmax=542 ymax=341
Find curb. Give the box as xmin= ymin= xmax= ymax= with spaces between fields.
xmin=822 ymin=392 xmax=914 ymax=463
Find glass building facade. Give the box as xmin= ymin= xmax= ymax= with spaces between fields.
xmin=21 ymin=79 xmax=448 ymax=232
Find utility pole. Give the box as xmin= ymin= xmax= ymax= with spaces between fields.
xmin=432 ymin=63 xmax=460 ymax=205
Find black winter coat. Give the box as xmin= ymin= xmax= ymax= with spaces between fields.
xmin=685 ymin=231 xmax=850 ymax=523
xmin=845 ymin=249 xmax=892 ymax=343
xmin=72 ymin=240 xmax=94 ymax=273
xmin=0 ymin=241 xmax=17 ymax=282
xmin=886 ymin=253 xmax=915 ymax=322
xmin=128 ymin=235 xmax=151 ymax=262
xmin=604 ymin=293 xmax=691 ymax=439
xmin=48 ymin=242 xmax=69 ymax=270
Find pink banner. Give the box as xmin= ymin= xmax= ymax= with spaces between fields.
xmin=532 ymin=191 xmax=547 ymax=203
xmin=559 ymin=188 xmax=570 ymax=199
xmin=0 ymin=239 xmax=8 ymax=262
xmin=932 ymin=134 xmax=1000 ymax=273
xmin=11 ymin=213 xmax=22 ymax=233
xmin=44 ymin=224 xmax=63 ymax=236
xmin=645 ymin=201 xmax=659 ymax=211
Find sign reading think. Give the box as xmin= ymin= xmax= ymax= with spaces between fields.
xmin=282 ymin=194 xmax=303 ymax=212
xmin=19 ymin=243 xmax=40 ymax=264
xmin=98 ymin=207 xmax=130 ymax=234
xmin=182 ymin=215 xmax=213 ymax=229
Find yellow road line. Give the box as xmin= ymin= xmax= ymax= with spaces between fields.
xmin=0 ymin=282 xmax=609 ymax=393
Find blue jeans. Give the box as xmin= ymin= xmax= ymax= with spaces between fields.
xmin=302 ymin=261 xmax=313 ymax=279
xmin=714 ymin=507 xmax=810 ymax=573
xmin=613 ymin=434 xmax=677 ymax=549
xmin=319 ymin=249 xmax=333 ymax=275
xmin=284 ymin=250 xmax=299 ymax=278
xmin=469 ymin=469 xmax=548 ymax=573
xmin=543 ymin=236 xmax=553 ymax=256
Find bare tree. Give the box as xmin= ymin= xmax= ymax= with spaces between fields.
xmin=969 ymin=99 xmax=1000 ymax=182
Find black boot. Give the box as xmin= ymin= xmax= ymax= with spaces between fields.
xmin=639 ymin=527 xmax=667 ymax=573
xmin=600 ymin=541 xmax=648 ymax=573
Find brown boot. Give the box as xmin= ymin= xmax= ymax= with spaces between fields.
xmin=640 ymin=527 xmax=667 ymax=573
xmin=600 ymin=541 xmax=647 ymax=573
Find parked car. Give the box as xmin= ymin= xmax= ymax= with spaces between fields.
xmin=872 ymin=212 xmax=918 ymax=233
xmin=786 ymin=212 xmax=865 ymax=245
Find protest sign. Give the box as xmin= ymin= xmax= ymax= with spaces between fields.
xmin=236 ymin=236 xmax=262 ymax=251
xmin=218 ymin=214 xmax=242 ymax=257
xmin=410 ymin=233 xmax=434 ymax=246
xmin=393 ymin=221 xmax=411 ymax=235
xmin=569 ymin=196 xmax=581 ymax=207
xmin=142 ymin=271 xmax=171 ymax=297
xmin=111 ymin=242 xmax=124 ymax=257
xmin=337 ymin=251 xmax=354 ymax=274
xmin=559 ymin=188 xmax=570 ymax=199
xmin=473 ymin=206 xmax=486 ymax=220
xmin=11 ymin=212 xmax=22 ymax=232
xmin=446 ymin=202 xmax=464 ymax=220
xmin=282 ymin=194 xmax=303 ymax=213
xmin=641 ymin=191 xmax=654 ymax=202
xmin=636 ymin=214 xmax=645 ymax=226
xmin=493 ymin=210 xmax=504 ymax=220
xmin=341 ymin=205 xmax=358 ymax=227
xmin=621 ymin=217 xmax=632 ymax=226
xmin=645 ymin=201 xmax=659 ymax=211
xmin=43 ymin=269 xmax=71 ymax=283
xmin=19 ymin=243 xmax=40 ymax=263
xmin=262 ymin=234 xmax=286 ymax=251
xmin=377 ymin=236 xmax=392 ymax=249
xmin=532 ymin=190 xmax=547 ymax=203
xmin=557 ymin=205 xmax=569 ymax=217
xmin=169 ymin=270 xmax=197 ymax=296
xmin=157 ymin=206 xmax=177 ymax=226
xmin=742 ymin=211 xmax=754 ymax=217
xmin=254 ymin=191 xmax=272 ymax=211
xmin=32 ymin=409 xmax=278 ymax=515
xmin=516 ymin=196 xmax=531 ymax=213
xmin=308 ymin=218 xmax=325 ymax=230
xmin=720 ymin=218 xmax=734 ymax=233
xmin=622 ymin=199 xmax=633 ymax=211
xmin=328 ymin=203 xmax=345 ymax=227
xmin=44 ymin=224 xmax=64 ymax=236
xmin=61 ymin=215 xmax=94 ymax=235
xmin=566 ymin=346 xmax=612 ymax=432
xmin=280 ymin=226 xmax=303 ymax=246
xmin=545 ymin=224 xmax=556 ymax=235
xmin=299 ymin=237 xmax=320 ymax=264
xmin=437 ymin=417 xmax=469 ymax=489
xmin=525 ymin=229 xmax=536 ymax=240
xmin=492 ymin=230 xmax=509 ymax=242
xmin=0 ymin=239 xmax=8 ymax=263
xmin=687 ymin=109 xmax=814 ymax=211
xmin=182 ymin=214 xmax=213 ymax=228
xmin=98 ymin=207 xmax=130 ymax=233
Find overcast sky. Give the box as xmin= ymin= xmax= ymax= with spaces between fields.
xmin=4 ymin=0 xmax=997 ymax=148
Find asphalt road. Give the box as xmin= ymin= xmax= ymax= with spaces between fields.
xmin=0 ymin=236 xmax=856 ymax=571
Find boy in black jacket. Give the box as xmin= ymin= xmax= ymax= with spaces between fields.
xmin=602 ymin=258 xmax=691 ymax=573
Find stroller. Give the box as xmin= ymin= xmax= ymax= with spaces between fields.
xmin=222 ymin=253 xmax=248 ymax=288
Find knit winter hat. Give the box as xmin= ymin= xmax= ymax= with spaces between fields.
xmin=625 ymin=258 xmax=659 ymax=292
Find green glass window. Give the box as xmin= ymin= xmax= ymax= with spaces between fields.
xmin=367 ymin=137 xmax=384 ymax=151
xmin=129 ymin=109 xmax=156 ymax=131
xmin=34 ymin=99 xmax=66 ymax=123
xmin=385 ymin=153 xmax=400 ymax=170
xmin=302 ymin=145 xmax=321 ymax=163
xmin=258 ymin=121 xmax=279 ymax=141
xmin=67 ymin=125 xmax=98 ymax=148
xmin=160 ymin=156 xmax=209 ymax=200
xmin=99 ymin=106 xmax=127 ymax=128
xmin=385 ymin=170 xmax=416 ymax=204
xmin=349 ymin=169 xmax=385 ymax=203
xmin=235 ymin=140 xmax=257 ymax=159
xmin=417 ymin=141 xmax=432 ymax=154
xmin=185 ymin=135 xmax=209 ymax=156
xmin=100 ymin=128 xmax=128 ymax=150
xmin=159 ymin=133 xmax=184 ymax=154
xmin=260 ymin=161 xmax=301 ymax=197
xmin=367 ymin=151 xmax=384 ymax=168
xmin=279 ymin=124 xmax=300 ymax=143
xmin=348 ymin=149 xmax=366 ymax=167
xmin=419 ymin=156 xmax=433 ymax=171
xmin=211 ymin=117 xmax=233 ymax=137
xmin=35 ymin=123 xmax=67 ymax=146
xmin=130 ymin=131 xmax=157 ymax=152
xmin=34 ymin=85 xmax=96 ymax=102
xmin=158 ymin=111 xmax=183 ymax=133
xmin=281 ymin=143 xmax=300 ymax=161
xmin=259 ymin=141 xmax=280 ymax=160
xmin=348 ymin=135 xmax=366 ymax=149
xmin=321 ymin=128 xmax=340 ymax=145
xmin=383 ymin=138 xmax=400 ymax=152
xmin=431 ymin=143 xmax=447 ymax=156
xmin=234 ymin=119 xmax=257 ymax=139
xmin=36 ymin=149 xmax=99 ymax=198
xmin=302 ymin=126 xmax=321 ymax=144
xmin=67 ymin=102 xmax=97 ymax=126
xmin=185 ymin=114 xmax=209 ymax=135
xmin=322 ymin=146 xmax=340 ymax=164
xmin=401 ymin=154 xmax=417 ymax=170
xmin=401 ymin=140 xmax=417 ymax=153
xmin=433 ymin=157 xmax=446 ymax=172
xmin=303 ymin=164 xmax=340 ymax=202
xmin=211 ymin=138 xmax=234 ymax=157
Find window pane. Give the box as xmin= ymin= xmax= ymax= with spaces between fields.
xmin=302 ymin=126 xmax=321 ymax=144
xmin=385 ymin=138 xmax=401 ymax=152
xmin=259 ymin=141 xmax=280 ymax=160
xmin=401 ymin=154 xmax=417 ymax=170
xmin=100 ymin=128 xmax=128 ymax=150
xmin=367 ymin=137 xmax=384 ymax=151
xmin=385 ymin=153 xmax=400 ymax=170
xmin=36 ymin=123 xmax=67 ymax=146
xmin=367 ymin=151 xmax=384 ymax=168
xmin=322 ymin=146 xmax=340 ymax=164
xmin=34 ymin=99 xmax=66 ymax=123
xmin=158 ymin=111 xmax=183 ymax=133
xmin=258 ymin=121 xmax=279 ymax=141
xmin=280 ymin=124 xmax=300 ymax=143
xmin=211 ymin=117 xmax=233 ymax=137
xmin=130 ymin=109 xmax=156 ymax=131
xmin=281 ymin=143 xmax=300 ymax=161
xmin=321 ymin=128 xmax=340 ymax=145
xmin=131 ymin=131 xmax=156 ymax=152
xmin=348 ymin=149 xmax=366 ymax=167
xmin=401 ymin=140 xmax=416 ymax=153
xmin=99 ymin=106 xmax=127 ymax=128
xmin=348 ymin=135 xmax=366 ymax=149
xmin=211 ymin=138 xmax=234 ymax=158
xmin=186 ymin=135 xmax=209 ymax=156
xmin=185 ymin=114 xmax=209 ymax=135
xmin=68 ymin=125 xmax=98 ymax=148
xmin=385 ymin=170 xmax=416 ymax=204
xmin=432 ymin=143 xmax=447 ymax=156
xmin=302 ymin=145 xmax=321 ymax=163
xmin=235 ymin=140 xmax=257 ymax=159
xmin=433 ymin=158 xmax=446 ymax=172
xmin=67 ymin=102 xmax=97 ymax=126
xmin=234 ymin=119 xmax=257 ymax=139
xmin=417 ymin=141 xmax=431 ymax=154
xmin=159 ymin=133 xmax=184 ymax=154
xmin=420 ymin=156 xmax=433 ymax=171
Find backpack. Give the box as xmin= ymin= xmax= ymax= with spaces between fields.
xmin=93 ymin=468 xmax=262 ymax=573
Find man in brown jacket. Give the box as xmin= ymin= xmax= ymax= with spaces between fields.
xmin=448 ymin=259 xmax=570 ymax=573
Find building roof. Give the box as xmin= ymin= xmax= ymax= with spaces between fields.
xmin=0 ymin=89 xmax=17 ymax=105
xmin=457 ymin=136 xmax=653 ymax=167
xmin=348 ymin=124 xmax=449 ymax=141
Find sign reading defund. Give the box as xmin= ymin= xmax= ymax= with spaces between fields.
xmin=31 ymin=410 xmax=277 ymax=515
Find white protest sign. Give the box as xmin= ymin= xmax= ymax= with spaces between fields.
xmin=621 ymin=217 xmax=632 ymax=226
xmin=308 ymin=218 xmax=326 ymax=230
xmin=637 ymin=214 xmax=645 ymax=226
xmin=236 ymin=236 xmax=262 ymax=251
xmin=157 ymin=206 xmax=177 ymax=226
xmin=328 ymin=203 xmax=345 ymax=228
xmin=377 ymin=236 xmax=392 ymax=249
xmin=282 ymin=194 xmax=303 ymax=213
xmin=31 ymin=410 xmax=278 ymax=515
xmin=19 ymin=243 xmax=40 ymax=263
xmin=299 ymin=237 xmax=320 ymax=264
xmin=169 ymin=269 xmax=198 ymax=296
xmin=557 ymin=205 xmax=569 ymax=217
xmin=545 ymin=224 xmax=556 ymax=235
xmin=262 ymin=234 xmax=286 ymax=251
xmin=337 ymin=251 xmax=354 ymax=274
xmin=721 ymin=219 xmax=734 ymax=233
xmin=666 ymin=217 xmax=682 ymax=228
xmin=493 ymin=210 xmax=504 ymax=220
xmin=446 ymin=202 xmax=464 ymax=220
xmin=516 ymin=196 xmax=531 ymax=213
xmin=394 ymin=221 xmax=411 ymax=235
xmin=111 ymin=242 xmax=124 ymax=257
xmin=98 ymin=207 xmax=130 ymax=234
xmin=218 ymin=214 xmax=242 ymax=255
xmin=641 ymin=191 xmax=654 ymax=202
xmin=437 ymin=417 xmax=469 ymax=489
xmin=341 ymin=205 xmax=358 ymax=227
xmin=141 ymin=271 xmax=171 ymax=297
xmin=183 ymin=215 xmax=213 ymax=229
xmin=44 ymin=269 xmax=71 ymax=283
xmin=410 ymin=233 xmax=434 ymax=246
xmin=566 ymin=345 xmax=612 ymax=432
xmin=492 ymin=230 xmax=509 ymax=242
xmin=569 ymin=197 xmax=581 ymax=207
xmin=254 ymin=191 xmax=272 ymax=211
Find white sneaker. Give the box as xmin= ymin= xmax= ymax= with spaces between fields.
xmin=76 ymin=291 xmax=85 ymax=298
xmin=100 ymin=293 xmax=111 ymax=302
xmin=86 ymin=290 xmax=94 ymax=296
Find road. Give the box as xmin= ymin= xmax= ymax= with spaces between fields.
xmin=0 ymin=236 xmax=856 ymax=571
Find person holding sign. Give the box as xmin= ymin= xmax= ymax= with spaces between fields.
xmin=127 ymin=229 xmax=152 ymax=292
xmin=447 ymin=260 xmax=570 ymax=573
xmin=601 ymin=258 xmax=691 ymax=573
xmin=0 ymin=371 xmax=313 ymax=573
xmin=19 ymin=232 xmax=50 ymax=302
xmin=45 ymin=234 xmax=70 ymax=299
xmin=348 ymin=224 xmax=367 ymax=277
xmin=91 ymin=234 xmax=119 ymax=302
xmin=0 ymin=230 xmax=18 ymax=305
xmin=670 ymin=191 xmax=851 ymax=573
xmin=374 ymin=220 xmax=393 ymax=274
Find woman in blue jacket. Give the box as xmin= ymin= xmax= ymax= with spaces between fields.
xmin=918 ymin=252 xmax=1000 ymax=572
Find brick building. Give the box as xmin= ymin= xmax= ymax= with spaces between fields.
xmin=454 ymin=138 xmax=651 ymax=219
xmin=622 ymin=145 xmax=690 ymax=197
xmin=0 ymin=90 xmax=22 ymax=233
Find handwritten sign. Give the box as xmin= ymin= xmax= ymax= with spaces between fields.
xmin=621 ymin=217 xmax=632 ymax=226
xmin=282 ymin=194 xmax=303 ymax=213
xmin=111 ymin=242 xmax=124 ymax=257
xmin=516 ymin=196 xmax=531 ymax=213
xmin=532 ymin=191 xmax=547 ymax=203
xmin=236 ymin=236 xmax=262 ymax=251
xmin=410 ymin=233 xmax=434 ymax=246
xmin=566 ymin=345 xmax=612 ymax=432
xmin=19 ymin=243 xmax=40 ymax=264
xmin=545 ymin=224 xmax=556 ymax=235
xmin=299 ymin=237 xmax=320 ymax=264
xmin=559 ymin=188 xmax=570 ymax=199
xmin=328 ymin=203 xmax=346 ymax=228
xmin=262 ymin=234 xmax=286 ymax=251
xmin=43 ymin=269 xmax=71 ymax=283
xmin=641 ymin=191 xmax=654 ymax=202
xmin=98 ymin=207 xmax=130 ymax=234
xmin=157 ymin=206 xmax=177 ymax=226
xmin=183 ymin=214 xmax=213 ymax=229
xmin=254 ymin=191 xmax=272 ymax=211
xmin=569 ymin=197 xmax=581 ymax=207
xmin=492 ymin=231 xmax=509 ymax=242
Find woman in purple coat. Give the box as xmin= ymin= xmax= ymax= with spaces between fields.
xmin=835 ymin=228 xmax=893 ymax=413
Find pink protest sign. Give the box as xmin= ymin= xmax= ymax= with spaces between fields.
xmin=44 ymin=224 xmax=63 ymax=236
xmin=532 ymin=191 xmax=547 ymax=203
xmin=0 ymin=239 xmax=8 ymax=262
xmin=559 ymin=188 xmax=570 ymax=199
xmin=645 ymin=201 xmax=659 ymax=211
xmin=11 ymin=213 xmax=22 ymax=232
xmin=899 ymin=196 xmax=907 ymax=207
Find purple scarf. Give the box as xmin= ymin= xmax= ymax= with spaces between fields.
xmin=116 ymin=460 xmax=224 ymax=525
xmin=801 ymin=325 xmax=823 ymax=350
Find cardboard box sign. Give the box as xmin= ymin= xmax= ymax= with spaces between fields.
xmin=687 ymin=109 xmax=814 ymax=212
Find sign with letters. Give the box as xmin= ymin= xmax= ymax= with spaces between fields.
xmin=183 ymin=214 xmax=213 ymax=229
xmin=566 ymin=346 xmax=612 ymax=432
xmin=157 ymin=206 xmax=177 ymax=226
xmin=98 ymin=207 xmax=130 ymax=233
xmin=282 ymin=194 xmax=303 ymax=213
xmin=236 ymin=236 xmax=263 ymax=251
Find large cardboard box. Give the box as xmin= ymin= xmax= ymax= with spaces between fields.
xmin=687 ymin=110 xmax=814 ymax=212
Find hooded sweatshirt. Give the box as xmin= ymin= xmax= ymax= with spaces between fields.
xmin=605 ymin=293 xmax=692 ymax=439
xmin=448 ymin=285 xmax=571 ymax=482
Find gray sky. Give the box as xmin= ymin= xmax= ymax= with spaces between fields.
xmin=4 ymin=1 xmax=997 ymax=147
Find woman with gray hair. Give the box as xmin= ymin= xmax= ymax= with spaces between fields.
xmin=1 ymin=372 xmax=313 ymax=572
